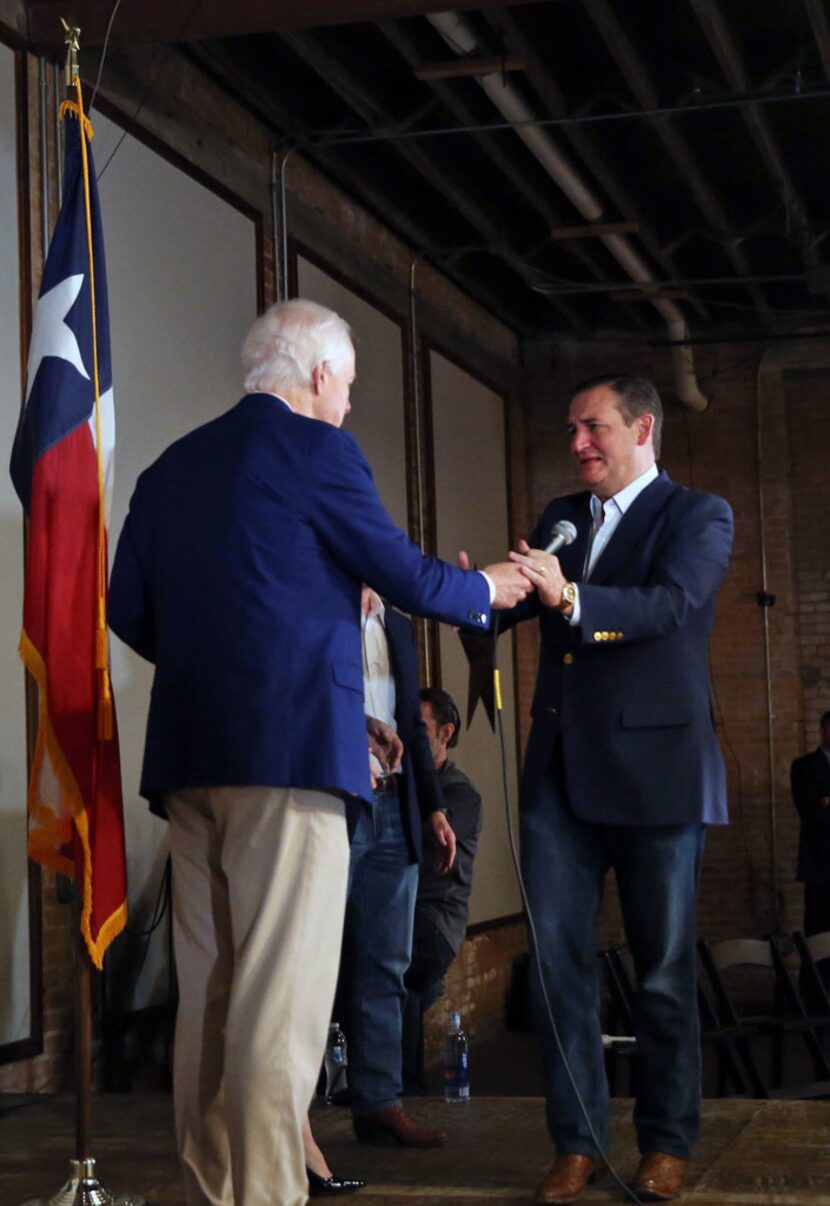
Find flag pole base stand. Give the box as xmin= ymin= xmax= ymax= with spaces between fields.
xmin=22 ymin=1157 xmax=149 ymax=1206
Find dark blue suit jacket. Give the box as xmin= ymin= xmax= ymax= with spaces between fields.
xmin=790 ymin=748 xmax=830 ymax=885
xmin=108 ymin=394 xmax=490 ymax=815
xmin=506 ymin=471 xmax=733 ymax=826
xmin=381 ymin=603 xmax=442 ymax=863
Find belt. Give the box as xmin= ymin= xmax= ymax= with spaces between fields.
xmin=372 ymin=773 xmax=400 ymax=795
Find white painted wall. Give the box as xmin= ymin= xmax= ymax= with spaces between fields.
xmin=297 ymin=256 xmax=409 ymax=531
xmin=0 ymin=42 xmax=32 ymax=1049
xmin=429 ymin=351 xmax=522 ymax=924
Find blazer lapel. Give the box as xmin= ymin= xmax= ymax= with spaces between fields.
xmin=588 ymin=471 xmax=675 ymax=586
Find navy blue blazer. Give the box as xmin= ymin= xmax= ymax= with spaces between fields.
xmin=381 ymin=603 xmax=442 ymax=864
xmin=505 ymin=471 xmax=733 ymax=827
xmin=108 ymin=394 xmax=491 ymax=814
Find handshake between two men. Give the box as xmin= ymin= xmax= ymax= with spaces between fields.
xmin=365 ymin=531 xmax=571 ymax=793
xmin=462 ymin=539 xmax=574 ymax=615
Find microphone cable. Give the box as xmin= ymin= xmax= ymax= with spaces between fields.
xmin=490 ymin=610 xmax=645 ymax=1205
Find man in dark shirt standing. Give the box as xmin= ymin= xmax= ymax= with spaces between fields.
xmin=790 ymin=710 xmax=830 ymax=939
xmin=403 ymin=687 xmax=482 ymax=1091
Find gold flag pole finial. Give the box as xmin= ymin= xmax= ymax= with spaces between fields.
xmin=61 ymin=17 xmax=81 ymax=88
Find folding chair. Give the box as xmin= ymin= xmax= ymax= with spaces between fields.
xmin=600 ymin=945 xmax=761 ymax=1099
xmin=696 ymin=967 xmax=765 ymax=1097
xmin=698 ymin=937 xmax=830 ymax=1099
xmin=793 ymin=930 xmax=830 ymax=1016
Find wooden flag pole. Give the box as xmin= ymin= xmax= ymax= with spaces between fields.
xmin=20 ymin=23 xmax=146 ymax=1206
xmin=74 ymin=915 xmax=93 ymax=1163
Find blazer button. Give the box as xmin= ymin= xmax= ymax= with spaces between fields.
xmin=563 ymin=652 xmax=574 ymax=665
xmin=545 ymin=705 xmax=558 ymax=715
xmin=593 ymin=631 xmax=603 ymax=641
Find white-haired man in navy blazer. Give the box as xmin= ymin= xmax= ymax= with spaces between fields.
xmin=109 ymin=299 xmax=531 ymax=1206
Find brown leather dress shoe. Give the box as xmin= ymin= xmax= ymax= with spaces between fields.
xmin=353 ymin=1105 xmax=448 ymax=1148
xmin=534 ymin=1154 xmax=602 ymax=1204
xmin=632 ymin=1152 xmax=690 ymax=1201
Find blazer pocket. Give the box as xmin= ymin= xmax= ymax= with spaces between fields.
xmin=621 ymin=700 xmax=692 ymax=729
xmin=332 ymin=659 xmax=364 ymax=694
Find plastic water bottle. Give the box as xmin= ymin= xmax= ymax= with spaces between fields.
xmin=324 ymin=1022 xmax=348 ymax=1103
xmin=443 ymin=1010 xmax=470 ymax=1102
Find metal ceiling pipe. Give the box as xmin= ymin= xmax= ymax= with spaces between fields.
xmin=426 ymin=10 xmax=709 ymax=411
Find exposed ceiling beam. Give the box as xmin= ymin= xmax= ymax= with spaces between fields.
xmin=536 ymin=271 xmax=804 ymax=296
xmin=688 ymin=0 xmax=818 ymax=268
xmin=482 ymin=8 xmax=712 ymax=326
xmin=0 ymin=0 xmax=26 ymax=42
xmin=551 ymin=221 xmax=640 ymax=240
xmin=414 ymin=55 xmax=526 ymax=81
xmin=579 ymin=0 xmax=773 ymax=321
xmin=25 ymin=0 xmax=545 ymax=52
xmin=278 ymin=27 xmax=586 ymax=333
xmin=378 ymin=19 xmax=646 ymax=333
xmin=609 ymin=289 xmax=690 ymax=301
xmin=187 ymin=43 xmax=523 ymax=328
xmin=805 ymin=0 xmax=830 ymax=80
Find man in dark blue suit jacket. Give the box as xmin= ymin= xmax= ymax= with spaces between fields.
xmin=108 ymin=299 xmax=531 ymax=1206
xmin=790 ymin=711 xmax=830 ymax=939
xmin=506 ymin=375 xmax=733 ymax=1205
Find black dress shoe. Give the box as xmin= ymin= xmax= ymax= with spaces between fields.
xmin=307 ymin=1167 xmax=366 ymax=1196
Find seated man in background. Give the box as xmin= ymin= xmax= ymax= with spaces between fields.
xmin=402 ymin=687 xmax=482 ymax=1093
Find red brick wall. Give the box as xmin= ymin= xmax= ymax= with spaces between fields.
xmin=786 ymin=370 xmax=830 ymax=746
xmin=423 ymin=921 xmax=527 ymax=1067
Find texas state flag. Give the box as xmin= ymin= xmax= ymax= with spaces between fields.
xmin=9 ymin=92 xmax=126 ymax=968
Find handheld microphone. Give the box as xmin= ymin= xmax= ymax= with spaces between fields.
xmin=543 ymin=519 xmax=577 ymax=555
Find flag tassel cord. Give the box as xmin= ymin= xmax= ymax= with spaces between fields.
xmin=66 ymin=75 xmax=115 ymax=743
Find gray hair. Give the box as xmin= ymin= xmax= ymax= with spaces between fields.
xmin=569 ymin=373 xmax=663 ymax=459
xmin=241 ymin=298 xmax=354 ymax=394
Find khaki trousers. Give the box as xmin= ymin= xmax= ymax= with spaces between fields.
xmin=166 ymin=786 xmax=349 ymax=1206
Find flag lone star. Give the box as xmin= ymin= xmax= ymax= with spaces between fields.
xmin=25 ymin=272 xmax=90 ymax=404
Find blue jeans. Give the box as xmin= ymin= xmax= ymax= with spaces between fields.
xmin=521 ymin=760 xmax=705 ymax=1159
xmin=345 ymin=785 xmax=419 ymax=1115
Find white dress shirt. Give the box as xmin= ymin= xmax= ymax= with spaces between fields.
xmin=570 ymin=463 xmax=659 ymax=625
xmin=361 ymin=596 xmax=397 ymax=732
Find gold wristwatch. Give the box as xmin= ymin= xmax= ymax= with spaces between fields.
xmin=556 ymin=581 xmax=577 ymax=613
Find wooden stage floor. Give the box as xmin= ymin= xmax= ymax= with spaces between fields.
xmin=2 ymin=1093 xmax=830 ymax=1204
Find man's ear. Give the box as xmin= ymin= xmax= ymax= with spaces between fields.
xmin=310 ymin=361 xmax=327 ymax=396
xmin=440 ymin=722 xmax=455 ymax=749
xmin=636 ymin=413 xmax=654 ymax=446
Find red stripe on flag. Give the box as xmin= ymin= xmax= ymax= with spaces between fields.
xmin=22 ymin=420 xmax=126 ymax=967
